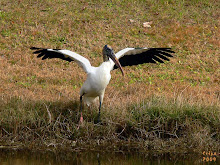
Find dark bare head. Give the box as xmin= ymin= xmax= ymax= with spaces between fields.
xmin=102 ymin=45 xmax=124 ymax=76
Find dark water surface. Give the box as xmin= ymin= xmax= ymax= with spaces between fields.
xmin=0 ymin=149 xmax=218 ymax=165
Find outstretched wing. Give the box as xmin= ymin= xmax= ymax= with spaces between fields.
xmin=112 ymin=48 xmax=174 ymax=70
xmin=31 ymin=47 xmax=92 ymax=73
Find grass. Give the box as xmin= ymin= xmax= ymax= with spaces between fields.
xmin=0 ymin=0 xmax=219 ymax=153
xmin=0 ymin=96 xmax=219 ymax=153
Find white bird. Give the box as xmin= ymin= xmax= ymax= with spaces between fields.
xmin=31 ymin=45 xmax=174 ymax=125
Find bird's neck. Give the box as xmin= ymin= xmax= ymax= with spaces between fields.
xmin=99 ymin=61 xmax=111 ymax=71
xmin=103 ymin=54 xmax=109 ymax=62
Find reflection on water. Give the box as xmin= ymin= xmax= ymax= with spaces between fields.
xmin=0 ymin=149 xmax=218 ymax=165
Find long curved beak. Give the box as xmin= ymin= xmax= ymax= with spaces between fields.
xmin=109 ymin=53 xmax=124 ymax=76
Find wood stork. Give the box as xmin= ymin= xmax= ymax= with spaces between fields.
xmin=31 ymin=45 xmax=174 ymax=125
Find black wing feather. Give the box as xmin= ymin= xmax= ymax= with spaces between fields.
xmin=153 ymin=48 xmax=175 ymax=53
xmin=114 ymin=48 xmax=174 ymax=69
xmin=30 ymin=47 xmax=74 ymax=62
xmin=156 ymin=54 xmax=170 ymax=61
xmin=158 ymin=51 xmax=174 ymax=57
xmin=152 ymin=56 xmax=164 ymax=63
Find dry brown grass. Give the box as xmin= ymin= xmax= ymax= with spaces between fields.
xmin=0 ymin=0 xmax=219 ymax=152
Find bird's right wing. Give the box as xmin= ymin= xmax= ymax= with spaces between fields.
xmin=111 ymin=47 xmax=174 ymax=70
xmin=31 ymin=47 xmax=92 ymax=73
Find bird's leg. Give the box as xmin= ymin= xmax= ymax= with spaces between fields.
xmin=95 ymin=96 xmax=103 ymax=124
xmin=78 ymin=95 xmax=84 ymax=128
xmin=97 ymin=100 xmax=102 ymax=123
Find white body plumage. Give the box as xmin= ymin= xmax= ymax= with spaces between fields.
xmin=80 ymin=62 xmax=112 ymax=105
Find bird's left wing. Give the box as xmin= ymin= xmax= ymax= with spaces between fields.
xmin=31 ymin=47 xmax=92 ymax=73
xmin=111 ymin=47 xmax=174 ymax=70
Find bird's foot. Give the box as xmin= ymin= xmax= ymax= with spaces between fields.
xmin=80 ymin=116 xmax=83 ymax=123
xmin=94 ymin=115 xmax=102 ymax=125
xmin=77 ymin=115 xmax=84 ymax=129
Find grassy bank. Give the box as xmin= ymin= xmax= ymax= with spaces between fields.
xmin=0 ymin=96 xmax=219 ymax=153
xmin=0 ymin=0 xmax=219 ymax=153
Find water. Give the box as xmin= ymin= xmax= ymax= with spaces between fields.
xmin=0 ymin=149 xmax=218 ymax=165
